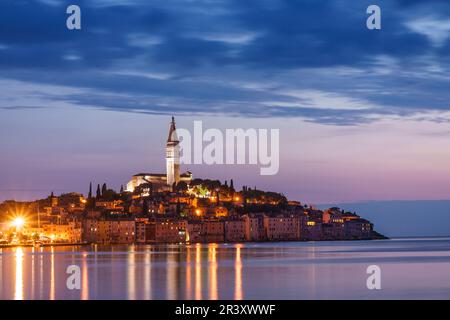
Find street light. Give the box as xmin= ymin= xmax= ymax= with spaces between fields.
xmin=11 ymin=217 xmax=25 ymax=229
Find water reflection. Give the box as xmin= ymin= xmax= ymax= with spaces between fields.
xmin=127 ymin=246 xmax=136 ymax=300
xmin=144 ymin=250 xmax=152 ymax=300
xmin=2 ymin=240 xmax=450 ymax=299
xmin=14 ymin=247 xmax=24 ymax=300
xmin=195 ymin=244 xmax=202 ymax=300
xmin=50 ymin=247 xmax=55 ymax=300
xmin=309 ymin=245 xmax=316 ymax=299
xmin=185 ymin=246 xmax=191 ymax=299
xmin=81 ymin=252 xmax=89 ymax=300
xmin=31 ymin=247 xmax=35 ymax=300
xmin=39 ymin=247 xmax=44 ymax=299
xmin=166 ymin=251 xmax=177 ymax=299
xmin=234 ymin=245 xmax=243 ymax=300
xmin=208 ymin=244 xmax=218 ymax=300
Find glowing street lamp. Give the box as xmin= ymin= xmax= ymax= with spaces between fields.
xmin=11 ymin=217 xmax=25 ymax=229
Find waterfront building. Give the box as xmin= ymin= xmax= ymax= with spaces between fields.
xmin=186 ymin=221 xmax=203 ymax=243
xmin=300 ymin=216 xmax=322 ymax=240
xmin=344 ymin=218 xmax=373 ymax=239
xmin=243 ymin=214 xmax=265 ymax=241
xmin=143 ymin=219 xmax=187 ymax=243
xmin=263 ymin=215 xmax=300 ymax=241
xmin=43 ymin=222 xmax=82 ymax=243
xmin=202 ymin=220 xmax=225 ymax=242
xmin=135 ymin=218 xmax=149 ymax=244
xmin=83 ymin=218 xmax=135 ymax=244
xmin=322 ymin=222 xmax=345 ymax=239
xmin=224 ymin=219 xmax=246 ymax=242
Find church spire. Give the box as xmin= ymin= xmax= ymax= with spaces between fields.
xmin=167 ymin=116 xmax=178 ymax=144
xmin=166 ymin=116 xmax=180 ymax=188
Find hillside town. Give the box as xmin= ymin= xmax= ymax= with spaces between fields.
xmin=0 ymin=184 xmax=385 ymax=245
xmin=0 ymin=118 xmax=386 ymax=246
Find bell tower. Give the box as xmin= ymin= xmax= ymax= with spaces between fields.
xmin=166 ymin=116 xmax=180 ymax=187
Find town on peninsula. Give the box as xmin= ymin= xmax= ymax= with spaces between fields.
xmin=0 ymin=118 xmax=386 ymax=246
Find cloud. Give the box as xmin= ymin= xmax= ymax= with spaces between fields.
xmin=0 ymin=0 xmax=450 ymax=125
xmin=405 ymin=16 xmax=450 ymax=47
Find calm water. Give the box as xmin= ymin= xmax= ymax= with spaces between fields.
xmin=1 ymin=238 xmax=450 ymax=300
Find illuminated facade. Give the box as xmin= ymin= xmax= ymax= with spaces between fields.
xmin=166 ymin=116 xmax=180 ymax=187
xmin=83 ymin=218 xmax=135 ymax=244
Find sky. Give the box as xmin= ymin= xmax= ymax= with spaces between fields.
xmin=1 ymin=0 xmax=450 ymax=204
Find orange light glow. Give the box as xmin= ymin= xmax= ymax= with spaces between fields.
xmin=11 ymin=217 xmax=25 ymax=229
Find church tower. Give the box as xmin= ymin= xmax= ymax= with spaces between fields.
xmin=166 ymin=116 xmax=180 ymax=188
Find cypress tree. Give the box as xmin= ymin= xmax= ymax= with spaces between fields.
xmin=101 ymin=183 xmax=107 ymax=196
xmin=96 ymin=184 xmax=101 ymax=199
xmin=88 ymin=182 xmax=92 ymax=199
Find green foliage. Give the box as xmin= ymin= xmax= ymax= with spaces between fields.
xmin=194 ymin=184 xmax=209 ymax=197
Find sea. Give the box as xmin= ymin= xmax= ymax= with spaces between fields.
xmin=1 ymin=237 xmax=450 ymax=300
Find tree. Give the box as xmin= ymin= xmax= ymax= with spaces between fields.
xmin=120 ymin=185 xmax=124 ymax=193
xmin=230 ymin=179 xmax=235 ymax=191
xmin=88 ymin=182 xmax=92 ymax=199
xmin=96 ymin=184 xmax=101 ymax=199
xmin=176 ymin=181 xmax=188 ymax=193
xmin=101 ymin=183 xmax=107 ymax=196
xmin=102 ymin=189 xmax=117 ymax=200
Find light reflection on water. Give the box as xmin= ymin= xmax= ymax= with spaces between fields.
xmin=14 ymin=247 xmax=23 ymax=300
xmin=1 ymin=238 xmax=450 ymax=300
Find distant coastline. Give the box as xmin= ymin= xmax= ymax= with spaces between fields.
xmin=318 ymin=200 xmax=450 ymax=238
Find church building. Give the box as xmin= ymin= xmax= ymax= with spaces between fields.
xmin=126 ymin=117 xmax=192 ymax=192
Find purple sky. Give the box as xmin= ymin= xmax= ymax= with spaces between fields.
xmin=2 ymin=108 xmax=450 ymax=204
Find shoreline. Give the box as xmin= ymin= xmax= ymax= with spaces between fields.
xmin=0 ymin=242 xmax=90 ymax=249
xmin=0 ymin=236 xmax=389 ymax=249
